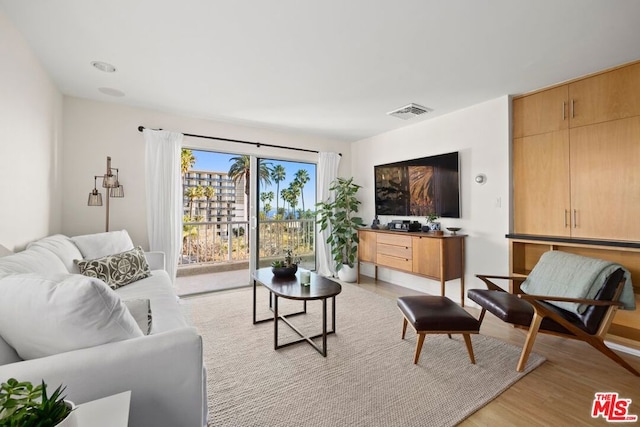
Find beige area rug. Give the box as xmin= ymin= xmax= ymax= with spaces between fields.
xmin=185 ymin=282 xmax=545 ymax=427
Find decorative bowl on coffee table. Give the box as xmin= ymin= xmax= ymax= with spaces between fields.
xmin=272 ymin=265 xmax=298 ymax=277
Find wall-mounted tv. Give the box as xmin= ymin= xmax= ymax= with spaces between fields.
xmin=375 ymin=152 xmax=460 ymax=218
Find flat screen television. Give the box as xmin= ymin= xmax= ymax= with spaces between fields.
xmin=374 ymin=152 xmax=460 ymax=218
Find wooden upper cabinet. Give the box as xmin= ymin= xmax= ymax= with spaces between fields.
xmin=570 ymin=116 xmax=640 ymax=241
xmin=569 ymin=62 xmax=640 ymax=128
xmin=513 ymin=85 xmax=569 ymax=138
xmin=357 ymin=230 xmax=376 ymax=263
xmin=513 ymin=130 xmax=571 ymax=236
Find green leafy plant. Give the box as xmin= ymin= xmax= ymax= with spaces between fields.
xmin=426 ymin=212 xmax=439 ymax=223
xmin=271 ymin=249 xmax=300 ymax=268
xmin=316 ymin=177 xmax=364 ymax=271
xmin=0 ymin=378 xmax=72 ymax=427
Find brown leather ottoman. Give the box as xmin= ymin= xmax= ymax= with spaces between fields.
xmin=397 ymin=295 xmax=480 ymax=364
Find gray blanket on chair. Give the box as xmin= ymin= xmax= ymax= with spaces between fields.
xmin=520 ymin=251 xmax=635 ymax=315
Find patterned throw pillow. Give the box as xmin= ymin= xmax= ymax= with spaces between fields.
xmin=76 ymin=246 xmax=151 ymax=289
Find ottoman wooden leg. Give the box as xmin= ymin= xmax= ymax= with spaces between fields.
xmin=401 ymin=317 xmax=408 ymax=339
xmin=414 ymin=333 xmax=426 ymax=364
xmin=463 ymin=334 xmax=476 ymax=364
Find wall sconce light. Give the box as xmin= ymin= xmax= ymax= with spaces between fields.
xmin=475 ymin=174 xmax=487 ymax=185
xmin=87 ymin=156 xmax=124 ymax=231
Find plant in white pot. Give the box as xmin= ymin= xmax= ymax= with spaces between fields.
xmin=316 ymin=177 xmax=364 ymax=282
xmin=0 ymin=378 xmax=75 ymax=427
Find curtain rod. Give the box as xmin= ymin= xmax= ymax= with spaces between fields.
xmin=137 ymin=126 xmax=341 ymax=156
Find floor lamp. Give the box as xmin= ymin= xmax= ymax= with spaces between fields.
xmin=87 ymin=156 xmax=124 ymax=232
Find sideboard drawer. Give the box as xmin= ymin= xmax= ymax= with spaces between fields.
xmin=377 ymin=233 xmax=412 ymax=248
xmin=377 ymin=253 xmax=413 ymax=272
xmin=377 ymin=243 xmax=412 ymax=259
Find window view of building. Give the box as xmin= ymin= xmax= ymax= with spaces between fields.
xmin=180 ymin=149 xmax=316 ymax=270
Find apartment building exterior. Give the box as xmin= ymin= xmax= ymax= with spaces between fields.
xmin=182 ymin=170 xmax=245 ymax=224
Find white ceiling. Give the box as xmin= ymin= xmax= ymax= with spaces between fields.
xmin=3 ymin=0 xmax=640 ymax=142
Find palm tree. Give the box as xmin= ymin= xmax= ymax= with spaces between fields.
xmin=228 ymin=155 xmax=272 ymax=221
xmin=280 ymin=188 xmax=291 ymax=219
xmin=288 ymin=183 xmax=301 ymax=218
xmin=203 ymin=186 xmax=215 ymax=220
xmin=260 ymin=191 xmax=274 ymax=216
xmin=294 ymin=169 xmax=310 ymax=212
xmin=185 ymin=186 xmax=201 ymax=220
xmin=271 ymin=165 xmax=286 ymax=217
xmin=181 ymin=149 xmax=196 ymax=177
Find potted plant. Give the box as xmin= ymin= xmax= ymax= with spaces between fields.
xmin=426 ymin=212 xmax=441 ymax=231
xmin=271 ymin=249 xmax=300 ymax=277
xmin=0 ymin=378 xmax=75 ymax=427
xmin=316 ymin=177 xmax=364 ymax=282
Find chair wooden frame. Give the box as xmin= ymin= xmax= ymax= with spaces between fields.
xmin=475 ymin=274 xmax=640 ymax=377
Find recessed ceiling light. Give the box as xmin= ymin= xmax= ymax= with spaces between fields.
xmin=91 ymin=61 xmax=116 ymax=73
xmin=98 ymin=87 xmax=125 ymax=97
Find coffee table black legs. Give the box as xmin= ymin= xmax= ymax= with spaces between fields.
xmin=252 ymin=269 xmax=342 ymax=357
xmin=272 ymin=294 xmax=336 ymax=357
xmin=253 ymin=279 xmax=306 ymax=325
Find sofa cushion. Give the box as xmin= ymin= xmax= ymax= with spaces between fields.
xmin=27 ymin=234 xmax=83 ymax=274
xmin=116 ymin=270 xmax=189 ymax=334
xmin=71 ymin=229 xmax=134 ymax=260
xmin=0 ymin=245 xmax=68 ymax=279
xmin=76 ymin=247 xmax=151 ymax=289
xmin=0 ymin=273 xmax=143 ymax=360
xmin=123 ymin=299 xmax=153 ymax=335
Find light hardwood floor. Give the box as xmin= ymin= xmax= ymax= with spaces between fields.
xmin=353 ymin=275 xmax=640 ymax=426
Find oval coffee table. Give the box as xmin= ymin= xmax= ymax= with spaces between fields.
xmin=253 ymin=268 xmax=342 ymax=357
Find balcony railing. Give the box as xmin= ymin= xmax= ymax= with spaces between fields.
xmin=180 ymin=219 xmax=316 ymax=268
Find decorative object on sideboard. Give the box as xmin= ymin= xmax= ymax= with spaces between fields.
xmin=447 ymin=227 xmax=461 ymax=235
xmin=425 ymin=213 xmax=440 ymax=231
xmin=87 ymin=156 xmax=124 ymax=232
xmin=371 ymin=215 xmax=380 ymax=229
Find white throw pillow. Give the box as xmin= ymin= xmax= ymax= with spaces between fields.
xmin=71 ymin=230 xmax=134 ymax=259
xmin=0 ymin=244 xmax=12 ymax=258
xmin=0 ymin=334 xmax=21 ymax=365
xmin=0 ymin=245 xmax=68 ymax=279
xmin=0 ymin=273 xmax=143 ymax=360
xmin=27 ymin=234 xmax=84 ymax=274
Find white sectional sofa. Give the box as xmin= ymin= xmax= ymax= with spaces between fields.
xmin=0 ymin=231 xmax=207 ymax=427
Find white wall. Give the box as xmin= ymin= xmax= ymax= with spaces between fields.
xmin=351 ymin=96 xmax=511 ymax=304
xmin=0 ymin=11 xmax=63 ymax=250
xmin=62 ymin=97 xmax=350 ymax=247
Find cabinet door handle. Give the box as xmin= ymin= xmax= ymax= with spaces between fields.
xmin=570 ymin=99 xmax=575 ymax=118
xmin=562 ymin=102 xmax=566 ymax=120
xmin=573 ymin=209 xmax=577 ymax=228
xmin=564 ymin=209 xmax=568 ymax=227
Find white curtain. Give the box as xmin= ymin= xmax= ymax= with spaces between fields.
xmin=316 ymin=152 xmax=341 ymax=277
xmin=143 ymin=129 xmax=183 ymax=283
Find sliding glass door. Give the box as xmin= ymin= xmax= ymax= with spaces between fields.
xmin=253 ymin=157 xmax=317 ymax=271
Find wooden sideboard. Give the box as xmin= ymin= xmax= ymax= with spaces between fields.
xmin=357 ymin=228 xmax=466 ymax=305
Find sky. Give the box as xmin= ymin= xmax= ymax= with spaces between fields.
xmin=191 ymin=150 xmax=317 ymax=213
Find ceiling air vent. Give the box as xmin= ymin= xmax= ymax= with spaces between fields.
xmin=386 ymin=103 xmax=432 ymax=120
